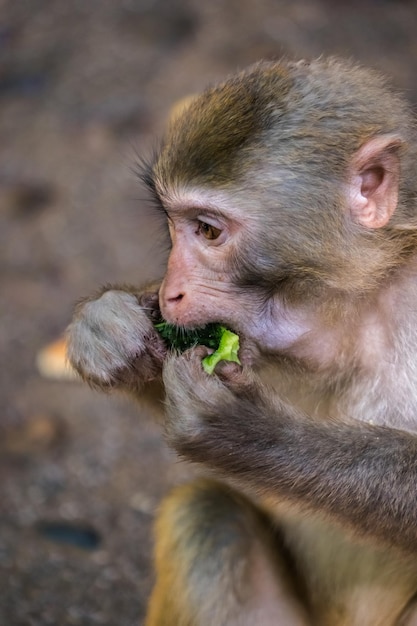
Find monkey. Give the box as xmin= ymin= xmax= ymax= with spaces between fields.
xmin=66 ymin=57 xmax=417 ymax=625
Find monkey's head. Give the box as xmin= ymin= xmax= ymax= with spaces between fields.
xmin=142 ymin=58 xmax=417 ymax=355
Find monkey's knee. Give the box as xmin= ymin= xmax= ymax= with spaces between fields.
xmin=146 ymin=479 xmax=309 ymax=626
xmin=146 ymin=479 xmax=255 ymax=625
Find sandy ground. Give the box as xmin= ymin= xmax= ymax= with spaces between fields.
xmin=2 ymin=1 xmax=417 ymax=624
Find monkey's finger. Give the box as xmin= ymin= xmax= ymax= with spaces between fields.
xmin=214 ymin=360 xmax=243 ymax=379
xmin=215 ymin=362 xmax=260 ymax=399
xmin=184 ymin=345 xmax=212 ymax=360
xmin=138 ymin=290 xmax=161 ymax=321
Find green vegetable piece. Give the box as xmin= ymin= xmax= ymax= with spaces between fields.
xmin=201 ymin=328 xmax=240 ymax=375
xmin=154 ymin=321 xmax=240 ymax=375
xmin=154 ymin=321 xmax=223 ymax=352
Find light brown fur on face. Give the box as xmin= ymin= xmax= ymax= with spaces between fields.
xmin=67 ymin=58 xmax=417 ymax=625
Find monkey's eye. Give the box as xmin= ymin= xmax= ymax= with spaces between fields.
xmin=197 ymin=221 xmax=222 ymax=240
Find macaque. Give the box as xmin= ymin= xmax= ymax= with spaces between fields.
xmin=67 ymin=58 xmax=417 ymax=625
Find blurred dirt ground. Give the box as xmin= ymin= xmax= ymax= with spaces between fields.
xmin=2 ymin=1 xmax=417 ymax=624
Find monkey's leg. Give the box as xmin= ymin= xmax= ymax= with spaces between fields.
xmin=146 ymin=479 xmax=310 ymax=626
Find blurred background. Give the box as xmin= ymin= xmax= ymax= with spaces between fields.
xmin=2 ymin=1 xmax=417 ymax=624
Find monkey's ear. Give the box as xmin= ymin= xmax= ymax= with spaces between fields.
xmin=348 ymin=135 xmax=403 ymax=229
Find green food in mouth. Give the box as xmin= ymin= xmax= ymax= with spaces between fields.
xmin=155 ymin=322 xmax=240 ymax=374
xmin=200 ymin=327 xmax=240 ymax=374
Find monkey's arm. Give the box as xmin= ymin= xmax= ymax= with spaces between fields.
xmin=66 ymin=283 xmax=167 ymax=410
xmin=163 ymin=349 xmax=417 ymax=553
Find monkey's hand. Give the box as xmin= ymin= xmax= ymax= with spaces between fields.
xmin=163 ymin=346 xmax=267 ymax=459
xmin=67 ymin=287 xmax=167 ymax=394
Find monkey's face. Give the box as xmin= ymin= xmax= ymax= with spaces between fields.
xmin=157 ymin=185 xmax=315 ymax=357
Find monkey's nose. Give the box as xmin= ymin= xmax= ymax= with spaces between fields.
xmin=167 ymin=292 xmax=184 ymax=303
xmin=162 ymin=288 xmax=185 ymax=308
xmin=159 ymin=284 xmax=187 ymax=322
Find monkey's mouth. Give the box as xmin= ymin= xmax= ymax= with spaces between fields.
xmin=153 ymin=319 xmax=257 ymax=366
xmin=154 ymin=320 xmax=226 ymax=352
